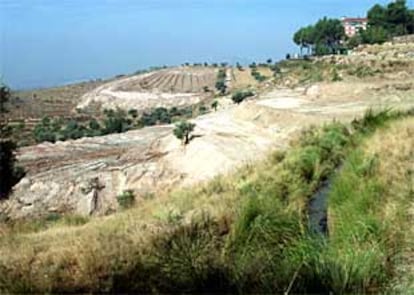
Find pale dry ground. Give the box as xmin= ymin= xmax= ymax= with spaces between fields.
xmin=2 ymin=75 xmax=414 ymax=219
xmin=77 ymin=67 xmax=217 ymax=112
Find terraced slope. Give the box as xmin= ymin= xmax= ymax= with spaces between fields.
xmin=77 ymin=67 xmax=218 ymax=112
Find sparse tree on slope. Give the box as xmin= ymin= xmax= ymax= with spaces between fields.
xmin=211 ymin=100 xmax=219 ymax=111
xmin=173 ymin=120 xmax=196 ymax=145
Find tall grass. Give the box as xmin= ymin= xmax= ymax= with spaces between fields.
xmin=318 ymin=152 xmax=390 ymax=293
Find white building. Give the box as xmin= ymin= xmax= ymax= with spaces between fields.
xmin=341 ymin=17 xmax=368 ymax=37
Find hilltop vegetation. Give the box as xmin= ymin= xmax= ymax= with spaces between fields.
xmin=294 ymin=0 xmax=414 ymax=53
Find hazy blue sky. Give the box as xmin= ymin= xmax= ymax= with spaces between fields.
xmin=0 ymin=0 xmax=397 ymax=89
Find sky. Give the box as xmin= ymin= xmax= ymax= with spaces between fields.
xmin=0 ymin=0 xmax=397 ymax=89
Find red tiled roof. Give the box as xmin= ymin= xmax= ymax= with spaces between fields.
xmin=342 ymin=18 xmax=367 ymax=22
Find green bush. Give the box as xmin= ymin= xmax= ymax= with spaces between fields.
xmin=216 ymin=69 xmax=227 ymax=95
xmin=231 ymin=91 xmax=254 ymax=104
xmin=251 ymin=69 xmax=268 ymax=82
xmin=331 ymin=69 xmax=342 ymax=81
xmin=128 ymin=109 xmax=139 ymax=118
xmin=211 ymin=100 xmax=219 ymax=111
xmin=103 ymin=108 xmax=132 ymax=134
xmin=117 ymin=190 xmax=135 ymax=209
xmin=198 ymin=105 xmax=208 ymax=115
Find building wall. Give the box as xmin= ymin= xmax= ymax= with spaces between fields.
xmin=342 ymin=18 xmax=368 ymax=37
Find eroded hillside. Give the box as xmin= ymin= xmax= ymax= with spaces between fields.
xmin=1 ymin=43 xmax=414 ymax=220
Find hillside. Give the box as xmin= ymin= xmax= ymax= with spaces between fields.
xmin=0 ymin=109 xmax=413 ymax=293
xmin=1 ymin=41 xmax=414 ymax=293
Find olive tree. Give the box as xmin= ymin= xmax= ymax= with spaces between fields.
xmin=173 ymin=120 xmax=196 ymax=145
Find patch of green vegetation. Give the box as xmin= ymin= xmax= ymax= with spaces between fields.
xmin=139 ymin=106 xmax=193 ymax=127
xmin=117 ymin=190 xmax=135 ymax=209
xmin=211 ymin=100 xmax=219 ymax=111
xmin=32 ymin=105 xmax=195 ymax=144
xmin=2 ymin=214 xmax=90 ymax=234
xmin=215 ymin=68 xmax=227 ymax=95
xmin=318 ymin=151 xmax=388 ymax=293
xmin=346 ymin=65 xmax=380 ymax=78
xmin=274 ymin=59 xmax=382 ymax=87
xmin=198 ymin=105 xmax=208 ymax=115
xmin=251 ymin=68 xmax=268 ymax=82
xmin=231 ymin=90 xmax=255 ymax=104
xmin=173 ymin=120 xmax=196 ymax=145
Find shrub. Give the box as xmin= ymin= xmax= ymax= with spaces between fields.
xmin=128 ymin=109 xmax=139 ymax=119
xmin=117 ymin=190 xmax=135 ymax=209
xmin=251 ymin=69 xmax=268 ymax=82
xmin=331 ymin=69 xmax=342 ymax=82
xmin=211 ymin=100 xmax=219 ymax=111
xmin=33 ymin=116 xmax=58 ymax=143
xmin=103 ymin=109 xmax=132 ymax=134
xmin=217 ymin=69 xmax=226 ymax=80
xmin=61 ymin=120 xmax=86 ymax=140
xmin=139 ymin=107 xmax=172 ymax=126
xmin=215 ymin=81 xmax=227 ymax=95
xmin=198 ymin=105 xmax=208 ymax=115
xmin=215 ymin=69 xmax=228 ymax=95
xmin=231 ymin=90 xmax=254 ymax=104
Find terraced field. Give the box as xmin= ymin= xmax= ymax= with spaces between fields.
xmin=78 ymin=67 xmax=218 ymax=112
xmin=8 ymin=80 xmax=105 ymax=121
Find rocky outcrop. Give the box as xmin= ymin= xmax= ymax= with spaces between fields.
xmin=0 ymin=126 xmax=176 ymax=219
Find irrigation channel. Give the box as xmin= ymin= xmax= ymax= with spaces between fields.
xmin=308 ymin=179 xmax=332 ymax=235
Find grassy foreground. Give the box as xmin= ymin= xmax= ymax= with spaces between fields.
xmin=0 ymin=109 xmax=413 ymax=293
